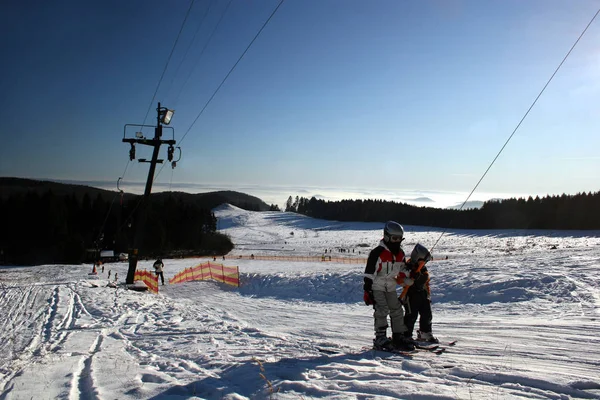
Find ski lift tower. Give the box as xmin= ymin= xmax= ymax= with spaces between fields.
xmin=122 ymin=102 xmax=176 ymax=284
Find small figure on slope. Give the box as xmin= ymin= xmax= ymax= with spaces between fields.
xmin=363 ymin=221 xmax=415 ymax=351
xmin=153 ymin=257 xmax=165 ymax=285
xmin=400 ymin=243 xmax=438 ymax=344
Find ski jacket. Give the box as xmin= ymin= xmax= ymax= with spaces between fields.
xmin=399 ymin=258 xmax=431 ymax=300
xmin=364 ymin=241 xmax=411 ymax=292
xmin=407 ymin=265 xmax=430 ymax=297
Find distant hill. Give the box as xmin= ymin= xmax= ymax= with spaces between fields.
xmin=0 ymin=177 xmax=135 ymax=201
xmin=446 ymin=200 xmax=485 ymax=210
xmin=151 ymin=190 xmax=270 ymax=211
xmin=0 ymin=177 xmax=270 ymax=211
xmin=412 ymin=197 xmax=435 ymax=203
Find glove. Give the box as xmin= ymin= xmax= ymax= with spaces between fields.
xmin=363 ymin=277 xmax=375 ymax=305
xmin=364 ymin=290 xmax=375 ymax=305
xmin=396 ymin=272 xmax=414 ymax=286
xmin=398 ymin=296 xmax=406 ymax=305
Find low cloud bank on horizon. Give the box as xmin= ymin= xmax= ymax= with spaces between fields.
xmin=54 ymin=179 xmax=538 ymax=210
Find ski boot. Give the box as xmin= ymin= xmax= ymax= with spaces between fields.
xmin=417 ymin=330 xmax=439 ymax=344
xmin=373 ymin=334 xmax=394 ymax=351
xmin=392 ymin=333 xmax=415 ymax=351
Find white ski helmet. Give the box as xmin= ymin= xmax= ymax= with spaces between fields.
xmin=383 ymin=221 xmax=404 ymax=243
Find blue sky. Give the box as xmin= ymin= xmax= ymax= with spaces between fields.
xmin=2 ymin=0 xmax=600 ymax=208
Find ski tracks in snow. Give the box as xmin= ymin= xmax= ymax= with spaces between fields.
xmin=0 ymin=280 xmax=115 ymax=400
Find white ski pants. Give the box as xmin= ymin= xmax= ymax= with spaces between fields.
xmin=372 ymin=290 xmax=407 ymax=335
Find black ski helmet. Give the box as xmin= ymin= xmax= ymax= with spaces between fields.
xmin=411 ymin=243 xmax=432 ymax=263
xmin=383 ymin=221 xmax=404 ymax=243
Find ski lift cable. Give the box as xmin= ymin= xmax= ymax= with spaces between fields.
xmin=117 ymin=194 xmax=146 ymax=234
xmin=140 ymin=0 xmax=197 ymax=128
xmin=94 ymin=165 xmax=130 ymax=246
xmin=117 ymin=1 xmax=195 ymax=190
xmin=119 ymin=160 xmax=131 ymax=190
xmin=153 ymin=145 xmax=182 ymax=191
xmin=118 ymin=201 xmax=143 ymax=234
xmin=121 ymin=160 xmax=130 ymax=180
xmin=171 ymin=0 xmax=234 ymax=107
xmin=94 ymin=190 xmax=121 ymax=246
xmin=430 ymin=7 xmax=600 ymax=254
xmin=118 ymin=143 xmax=179 ymax=232
xmin=165 ymin=0 xmax=216 ymax=105
xmin=153 ymin=0 xmax=281 ymax=192
xmin=169 ymin=167 xmax=174 ymax=192
xmin=178 ymin=0 xmax=286 ymax=146
xmin=118 ymin=158 xmax=168 ymax=233
xmin=152 ymin=162 xmax=167 ymax=192
xmin=157 ymin=0 xmax=233 ymax=193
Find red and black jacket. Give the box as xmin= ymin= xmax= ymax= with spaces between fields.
xmin=364 ymin=241 xmax=411 ymax=293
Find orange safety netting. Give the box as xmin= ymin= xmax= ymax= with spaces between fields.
xmin=169 ymin=262 xmax=240 ymax=287
xmin=134 ymin=269 xmax=159 ymax=293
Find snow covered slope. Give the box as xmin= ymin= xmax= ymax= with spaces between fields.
xmin=0 ymin=205 xmax=599 ymax=399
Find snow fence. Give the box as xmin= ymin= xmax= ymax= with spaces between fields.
xmin=169 ymin=261 xmax=240 ymax=287
xmin=134 ymin=269 xmax=159 ymax=293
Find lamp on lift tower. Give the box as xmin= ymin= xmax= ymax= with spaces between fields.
xmin=160 ymin=109 xmax=175 ymax=125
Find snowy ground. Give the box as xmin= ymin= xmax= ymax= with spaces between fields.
xmin=1 ymin=204 xmax=599 ymax=399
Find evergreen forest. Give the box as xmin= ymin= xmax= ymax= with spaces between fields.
xmin=0 ymin=190 xmax=236 ymax=265
xmin=283 ymin=192 xmax=600 ymax=230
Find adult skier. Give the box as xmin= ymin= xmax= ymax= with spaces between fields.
xmin=363 ymin=221 xmax=415 ymax=351
xmin=153 ymin=257 xmax=165 ymax=285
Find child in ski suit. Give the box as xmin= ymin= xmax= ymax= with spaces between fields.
xmin=363 ymin=221 xmax=415 ymax=351
xmin=399 ymin=243 xmax=438 ymax=343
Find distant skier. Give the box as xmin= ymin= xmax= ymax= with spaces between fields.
xmin=400 ymin=243 xmax=438 ymax=343
xmin=153 ymin=257 xmax=165 ymax=285
xmin=363 ymin=221 xmax=415 ymax=351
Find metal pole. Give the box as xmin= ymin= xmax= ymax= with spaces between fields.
xmin=125 ymin=103 xmax=166 ymax=284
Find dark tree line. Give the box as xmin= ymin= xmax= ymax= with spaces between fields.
xmin=0 ymin=190 xmax=233 ymax=265
xmin=285 ymin=192 xmax=600 ymax=230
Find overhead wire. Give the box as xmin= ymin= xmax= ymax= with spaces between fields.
xmin=163 ymin=0 xmax=234 ymax=193
xmin=165 ymin=0 xmax=216 ymax=104
xmin=120 ymin=160 xmax=131 ymax=182
xmin=94 ymin=193 xmax=120 ymax=245
xmin=115 ymin=0 xmax=199 ymax=230
xmin=169 ymin=167 xmax=175 ymax=192
xmin=114 ymin=0 xmax=195 ymax=204
xmin=171 ymin=0 xmax=234 ymax=107
xmin=178 ymin=0 xmax=286 ymax=146
xmin=429 ymin=7 xmax=600 ymax=253
xmin=151 ymin=0 xmax=284 ymax=188
xmin=143 ymin=0 xmax=219 ymax=196
xmin=140 ymin=0 xmax=197 ymax=128
xmin=94 ymin=154 xmax=131 ymax=246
